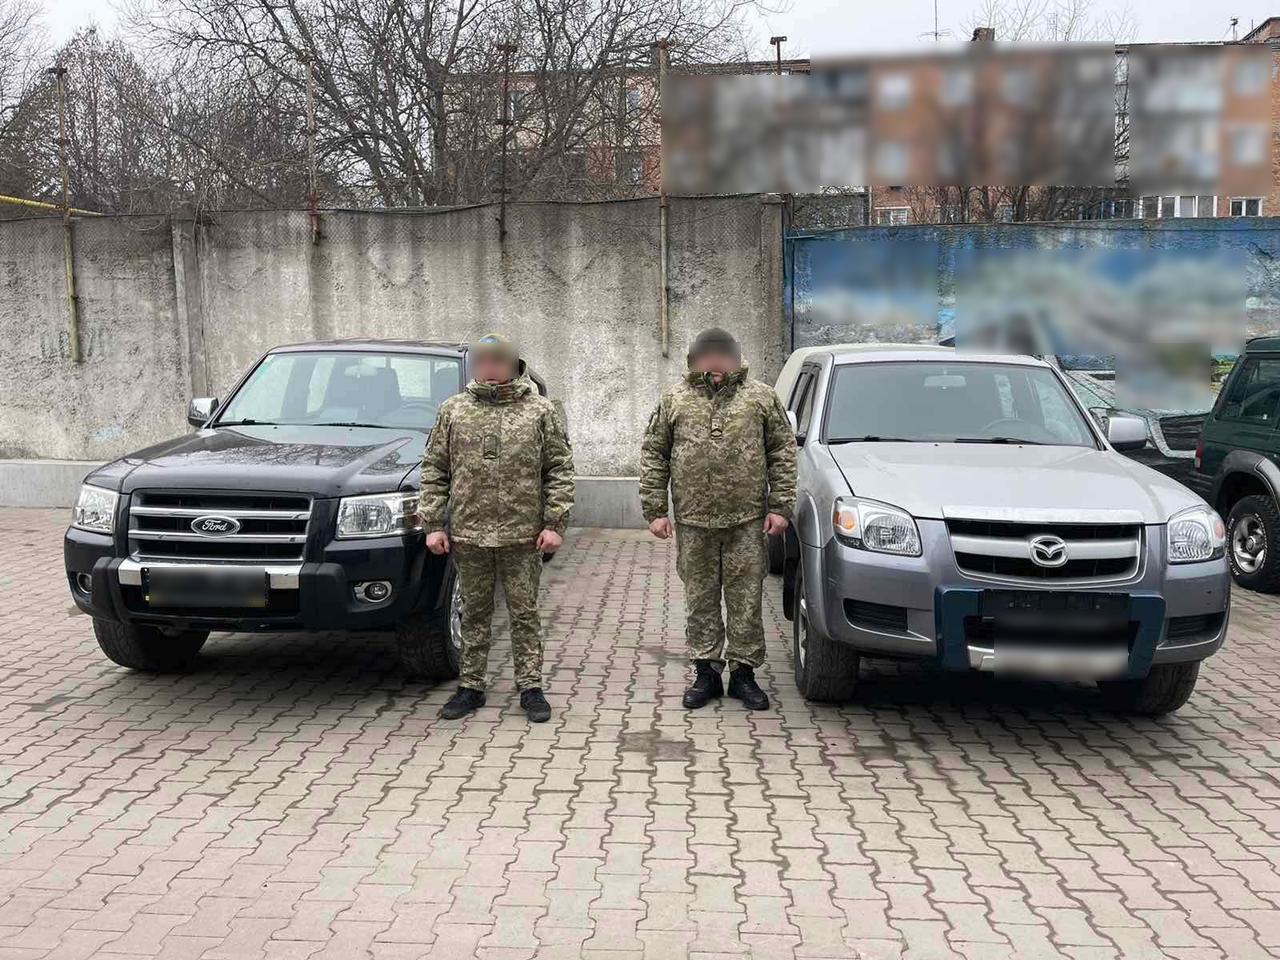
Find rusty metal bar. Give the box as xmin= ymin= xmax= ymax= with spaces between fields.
xmin=50 ymin=66 xmax=82 ymax=364
xmin=654 ymin=39 xmax=670 ymax=358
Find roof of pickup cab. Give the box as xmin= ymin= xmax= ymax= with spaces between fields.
xmin=269 ymin=338 xmax=467 ymax=355
xmin=1246 ymin=336 xmax=1280 ymax=353
xmin=828 ymin=345 xmax=1049 ymax=367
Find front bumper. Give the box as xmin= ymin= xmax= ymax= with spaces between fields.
xmin=805 ymin=519 xmax=1230 ymax=678
xmin=64 ymin=526 xmax=446 ymax=632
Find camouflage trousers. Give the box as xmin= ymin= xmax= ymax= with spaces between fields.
xmin=675 ymin=520 xmax=767 ymax=669
xmin=452 ymin=542 xmax=544 ymax=691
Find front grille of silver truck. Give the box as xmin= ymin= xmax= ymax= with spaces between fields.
xmin=947 ymin=518 xmax=1142 ymax=584
xmin=128 ymin=491 xmax=312 ymax=562
xmin=1158 ymin=415 xmax=1206 ymax=452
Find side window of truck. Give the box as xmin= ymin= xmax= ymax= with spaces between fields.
xmin=790 ymin=367 xmax=819 ymax=437
xmin=1219 ymin=357 xmax=1280 ymax=426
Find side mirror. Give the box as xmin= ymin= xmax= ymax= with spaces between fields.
xmin=187 ymin=397 xmax=219 ymax=428
xmin=786 ymin=410 xmax=804 ymax=444
xmin=1107 ymin=413 xmax=1149 ymax=451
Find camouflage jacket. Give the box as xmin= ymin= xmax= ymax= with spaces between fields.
xmin=639 ymin=367 xmax=797 ymax=529
xmin=419 ymin=374 xmax=575 ymax=547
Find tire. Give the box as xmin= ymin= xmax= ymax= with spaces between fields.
xmin=1226 ymin=494 xmax=1280 ymax=593
xmin=767 ymin=532 xmax=785 ymax=575
xmin=93 ymin=619 xmax=208 ymax=672
xmin=1098 ymin=661 xmax=1201 ymax=716
xmin=395 ymin=574 xmax=461 ymax=682
xmin=792 ymin=562 xmax=860 ymax=702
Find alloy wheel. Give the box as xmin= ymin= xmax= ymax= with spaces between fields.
xmin=1232 ymin=514 xmax=1267 ymax=574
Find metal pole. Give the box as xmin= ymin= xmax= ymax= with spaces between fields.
xmin=0 ymin=193 xmax=99 ymax=216
xmin=655 ymin=39 xmax=670 ymax=357
xmin=495 ymin=42 xmax=516 ymax=244
xmin=306 ymin=57 xmax=320 ymax=244
xmin=770 ymin=36 xmax=787 ymax=74
xmin=50 ymin=66 xmax=81 ymax=364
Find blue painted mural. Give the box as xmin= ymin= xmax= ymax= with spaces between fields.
xmin=786 ymin=218 xmax=1280 ymax=355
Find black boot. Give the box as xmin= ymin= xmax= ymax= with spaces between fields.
xmin=727 ymin=665 xmax=770 ymax=710
xmin=682 ymin=660 xmax=724 ymax=709
xmin=440 ymin=687 xmax=486 ymax=719
xmin=520 ymin=688 xmax=552 ymax=723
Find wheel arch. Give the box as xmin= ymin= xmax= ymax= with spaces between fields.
xmin=1213 ymin=451 xmax=1280 ymax=517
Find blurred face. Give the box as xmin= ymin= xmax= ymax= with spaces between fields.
xmin=691 ymin=349 xmax=739 ymax=382
xmin=471 ymin=351 xmax=517 ymax=385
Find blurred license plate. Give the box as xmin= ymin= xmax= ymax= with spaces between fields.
xmin=144 ymin=567 xmax=268 ymax=608
xmin=993 ymin=643 xmax=1128 ymax=680
xmin=983 ymin=590 xmax=1128 ymax=631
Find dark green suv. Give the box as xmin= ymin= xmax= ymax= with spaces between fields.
xmin=1189 ymin=337 xmax=1280 ymax=591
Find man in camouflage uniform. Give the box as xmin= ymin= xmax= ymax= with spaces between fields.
xmin=419 ymin=333 xmax=575 ymax=722
xmin=639 ymin=327 xmax=797 ymax=711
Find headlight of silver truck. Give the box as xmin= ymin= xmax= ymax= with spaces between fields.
xmin=832 ymin=496 xmax=922 ymax=557
xmin=1167 ymin=504 xmax=1225 ymax=564
xmin=335 ymin=492 xmax=419 ymax=539
xmin=71 ymin=484 xmax=117 ymax=534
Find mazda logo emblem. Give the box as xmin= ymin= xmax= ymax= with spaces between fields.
xmin=1028 ymin=534 xmax=1068 ymax=568
xmin=191 ymin=515 xmax=241 ymax=536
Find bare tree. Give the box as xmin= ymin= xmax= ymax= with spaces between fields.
xmin=0 ymin=0 xmax=51 ymax=208
xmin=124 ymin=0 xmax=765 ymax=206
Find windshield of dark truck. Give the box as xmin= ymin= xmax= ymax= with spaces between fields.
xmin=216 ymin=351 xmax=464 ymax=430
xmin=825 ymin=362 xmax=1098 ymax=447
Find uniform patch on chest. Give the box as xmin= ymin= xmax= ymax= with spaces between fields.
xmin=483 ymin=434 xmax=499 ymax=459
xmin=710 ymin=416 xmax=724 ymax=439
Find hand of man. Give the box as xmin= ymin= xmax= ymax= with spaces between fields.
xmin=648 ymin=517 xmax=673 ymax=540
xmin=536 ymin=529 xmax=563 ymax=553
xmin=763 ymin=513 xmax=789 ymax=536
xmin=426 ymin=530 xmax=451 ymax=555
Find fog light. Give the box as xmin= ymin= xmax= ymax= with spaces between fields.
xmin=75 ymin=573 xmax=93 ymax=596
xmin=356 ymin=580 xmax=392 ymax=603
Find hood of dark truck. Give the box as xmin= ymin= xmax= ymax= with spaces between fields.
xmin=87 ymin=425 xmax=429 ymax=498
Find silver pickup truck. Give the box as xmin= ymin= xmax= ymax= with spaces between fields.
xmin=777 ymin=345 xmax=1230 ymax=715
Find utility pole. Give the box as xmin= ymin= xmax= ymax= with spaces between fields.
xmin=654 ymin=39 xmax=670 ymax=357
xmin=495 ymin=42 xmax=517 ymax=244
xmin=306 ymin=57 xmax=320 ymax=244
xmin=50 ymin=65 xmax=81 ymax=364
xmin=1231 ymin=17 xmax=1239 ymax=40
xmin=770 ymin=36 xmax=787 ymax=74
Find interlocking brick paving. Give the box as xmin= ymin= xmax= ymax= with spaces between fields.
xmin=3 ymin=507 xmax=1280 ymax=958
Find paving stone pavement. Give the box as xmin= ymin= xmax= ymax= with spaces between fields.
xmin=5 ymin=508 xmax=1280 ymax=959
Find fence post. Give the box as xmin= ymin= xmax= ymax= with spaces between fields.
xmin=50 ymin=65 xmax=81 ymax=364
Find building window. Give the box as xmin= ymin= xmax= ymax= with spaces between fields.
xmin=941 ymin=66 xmax=973 ymax=107
xmin=1228 ymin=124 xmax=1268 ymax=166
xmin=1230 ymin=197 xmax=1262 ymax=217
xmin=619 ymin=154 xmax=643 ymax=185
xmin=1234 ymin=56 xmax=1269 ymax=96
xmin=876 ymin=72 xmax=912 ymax=110
xmin=1141 ymin=195 xmax=1216 ymax=218
xmin=875 ymin=207 xmax=911 ymax=226
xmin=873 ymin=141 xmax=909 ymax=181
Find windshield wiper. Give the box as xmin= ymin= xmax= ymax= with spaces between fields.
xmin=312 ymin=421 xmax=389 ymax=429
xmin=827 ymin=436 xmax=918 ymax=444
xmin=216 ymin=419 xmax=280 ymax=427
xmin=952 ymin=436 xmax=1044 ymax=445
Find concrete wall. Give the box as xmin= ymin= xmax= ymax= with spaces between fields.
xmin=0 ymin=217 xmax=194 ymax=461
xmin=0 ymin=197 xmax=786 ymax=519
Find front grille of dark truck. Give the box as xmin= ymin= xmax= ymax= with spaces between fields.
xmin=947 ymin=518 xmax=1142 ymax=584
xmin=1158 ymin=415 xmax=1206 ymax=452
xmin=128 ymin=491 xmax=312 ymax=562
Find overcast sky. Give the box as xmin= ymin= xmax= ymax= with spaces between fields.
xmin=36 ymin=0 xmax=1280 ymax=53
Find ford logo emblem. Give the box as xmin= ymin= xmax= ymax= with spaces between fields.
xmin=1028 ymin=534 xmax=1068 ymax=568
xmin=191 ymin=515 xmax=241 ymax=536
